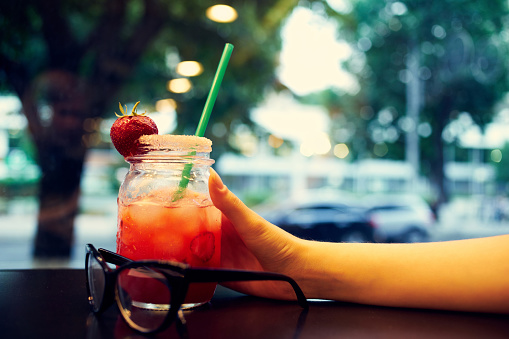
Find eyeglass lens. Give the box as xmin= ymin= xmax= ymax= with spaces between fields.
xmin=87 ymin=254 xmax=106 ymax=313
xmin=116 ymin=267 xmax=173 ymax=332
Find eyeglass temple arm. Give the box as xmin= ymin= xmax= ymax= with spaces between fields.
xmin=95 ymin=248 xmax=308 ymax=308
xmin=98 ymin=248 xmax=133 ymax=266
xmin=185 ymin=268 xmax=308 ymax=308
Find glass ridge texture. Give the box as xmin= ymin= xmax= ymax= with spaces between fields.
xmin=116 ymin=135 xmax=221 ymax=306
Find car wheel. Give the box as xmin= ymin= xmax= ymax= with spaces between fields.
xmin=403 ymin=229 xmax=428 ymax=243
xmin=341 ymin=230 xmax=368 ymax=243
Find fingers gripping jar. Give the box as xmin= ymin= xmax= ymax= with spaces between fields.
xmin=116 ymin=135 xmax=221 ymax=306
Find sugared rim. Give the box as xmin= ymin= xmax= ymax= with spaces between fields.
xmin=138 ymin=134 xmax=212 ymax=152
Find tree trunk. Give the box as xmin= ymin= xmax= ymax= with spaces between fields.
xmin=430 ymin=94 xmax=453 ymax=206
xmin=33 ymin=142 xmax=86 ymax=257
xmin=23 ymin=71 xmax=90 ymax=258
xmin=11 ymin=1 xmax=170 ymax=259
xmin=430 ymin=126 xmax=448 ymax=206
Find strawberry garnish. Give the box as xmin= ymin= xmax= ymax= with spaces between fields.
xmin=190 ymin=232 xmax=215 ymax=263
xmin=110 ymin=101 xmax=158 ymax=158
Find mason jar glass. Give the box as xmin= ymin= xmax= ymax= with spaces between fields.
xmin=116 ymin=134 xmax=221 ymax=307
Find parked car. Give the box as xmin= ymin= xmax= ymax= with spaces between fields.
xmin=364 ymin=194 xmax=435 ymax=243
xmin=259 ymin=199 xmax=376 ymax=243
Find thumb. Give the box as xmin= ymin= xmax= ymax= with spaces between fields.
xmin=208 ymin=168 xmax=264 ymax=233
xmin=208 ymin=168 xmax=302 ymax=280
xmin=208 ymin=168 xmax=294 ymax=248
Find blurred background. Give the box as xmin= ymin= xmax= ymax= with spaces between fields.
xmin=1 ymin=0 xmax=509 ymax=268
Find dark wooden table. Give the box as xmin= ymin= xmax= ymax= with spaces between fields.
xmin=1 ymin=269 xmax=508 ymax=338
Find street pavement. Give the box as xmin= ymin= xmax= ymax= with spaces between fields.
xmin=0 ymin=213 xmax=117 ymax=269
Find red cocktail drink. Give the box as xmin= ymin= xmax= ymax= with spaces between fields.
xmin=116 ymin=135 xmax=220 ymax=307
xmin=117 ymin=193 xmax=221 ymax=304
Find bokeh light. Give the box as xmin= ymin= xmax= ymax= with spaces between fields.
xmin=299 ymin=132 xmax=331 ymax=156
xmin=155 ymin=99 xmax=177 ymax=112
xmin=268 ymin=134 xmax=284 ymax=149
xmin=333 ymin=143 xmax=349 ymax=159
xmin=167 ymin=78 xmax=192 ymax=93
xmin=176 ymin=61 xmax=203 ymax=77
xmin=206 ymin=5 xmax=238 ymax=23
xmin=373 ymin=142 xmax=388 ymax=157
xmin=491 ymin=149 xmax=502 ymax=163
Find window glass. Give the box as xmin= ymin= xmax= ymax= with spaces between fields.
xmin=1 ymin=0 xmax=508 ymax=268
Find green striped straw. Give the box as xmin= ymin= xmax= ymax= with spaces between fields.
xmin=172 ymin=43 xmax=234 ymax=201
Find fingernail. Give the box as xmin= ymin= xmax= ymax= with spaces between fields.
xmin=210 ymin=168 xmax=225 ymax=190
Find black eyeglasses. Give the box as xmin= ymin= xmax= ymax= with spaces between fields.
xmin=85 ymin=244 xmax=308 ymax=334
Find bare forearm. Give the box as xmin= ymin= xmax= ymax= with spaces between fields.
xmin=296 ymin=235 xmax=509 ymax=313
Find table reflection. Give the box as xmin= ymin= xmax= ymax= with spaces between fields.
xmin=86 ymin=291 xmax=509 ymax=339
xmin=3 ymin=269 xmax=507 ymax=339
xmin=86 ymin=296 xmax=307 ymax=339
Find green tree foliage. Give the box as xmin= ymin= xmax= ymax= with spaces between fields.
xmin=325 ymin=0 xmax=509 ymax=203
xmin=0 ymin=0 xmax=299 ymax=257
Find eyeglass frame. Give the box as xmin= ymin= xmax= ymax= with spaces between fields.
xmin=85 ymin=243 xmax=308 ymax=334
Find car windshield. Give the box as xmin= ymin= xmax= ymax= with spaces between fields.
xmin=369 ymin=205 xmax=413 ymax=212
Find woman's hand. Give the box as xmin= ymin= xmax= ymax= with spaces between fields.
xmin=209 ymin=169 xmax=509 ymax=313
xmin=208 ymin=169 xmax=306 ymax=300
